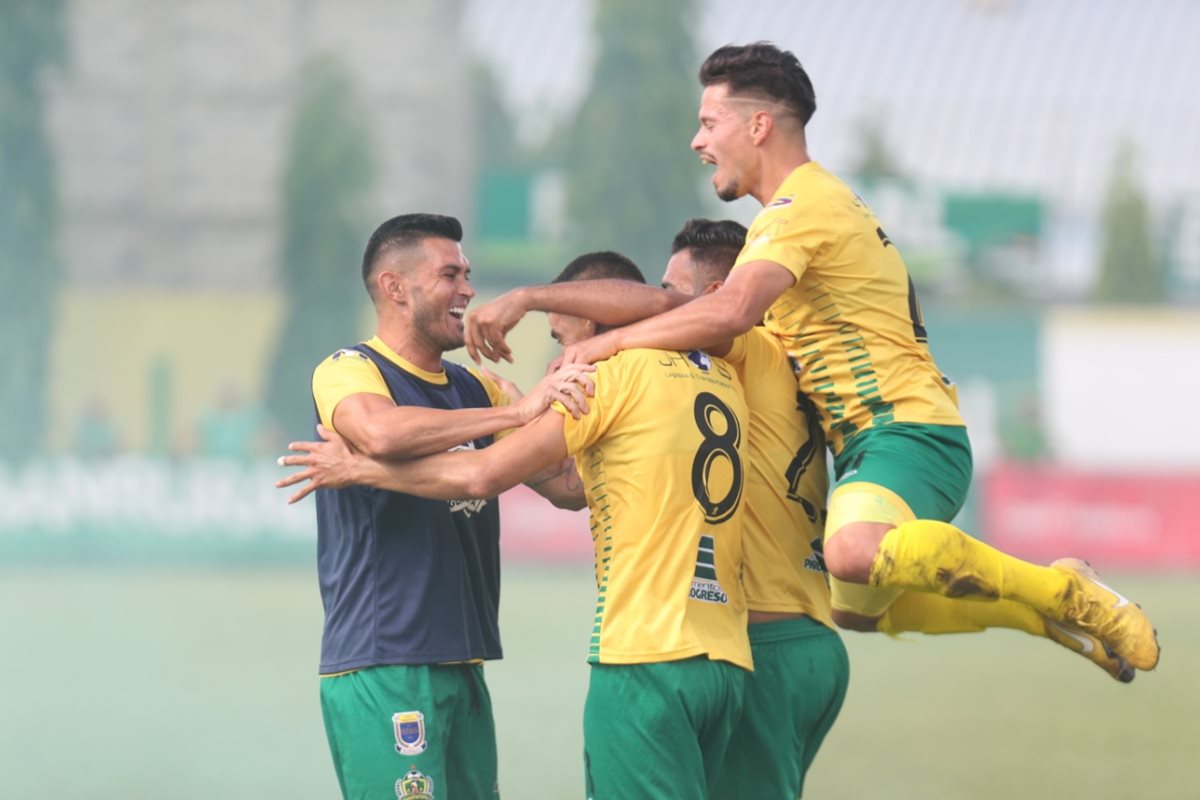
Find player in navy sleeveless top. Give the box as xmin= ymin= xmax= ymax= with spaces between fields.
xmin=305 ymin=213 xmax=591 ymax=799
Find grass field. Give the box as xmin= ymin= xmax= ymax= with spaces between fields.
xmin=1 ymin=563 xmax=1195 ymax=799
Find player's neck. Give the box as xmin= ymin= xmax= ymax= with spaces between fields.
xmin=752 ymin=145 xmax=811 ymax=205
xmin=374 ymin=324 xmax=444 ymax=374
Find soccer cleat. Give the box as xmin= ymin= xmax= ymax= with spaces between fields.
xmin=1051 ymin=558 xmax=1159 ymax=671
xmin=1043 ymin=618 xmax=1135 ymax=683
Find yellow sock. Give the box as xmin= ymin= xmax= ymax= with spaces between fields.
xmin=869 ymin=519 xmax=1072 ymax=617
xmin=877 ymin=591 xmax=1044 ymax=636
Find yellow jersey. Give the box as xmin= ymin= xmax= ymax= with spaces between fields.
xmin=724 ymin=328 xmax=832 ymax=627
xmin=312 ymin=335 xmax=510 ymax=431
xmin=557 ymin=348 xmax=752 ymax=670
xmin=735 ymin=162 xmax=963 ymax=455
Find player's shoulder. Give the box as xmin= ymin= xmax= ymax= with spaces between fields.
xmin=740 ymin=326 xmax=790 ymax=367
xmin=325 ymin=346 xmax=372 ymax=365
xmin=311 ymin=343 xmax=389 ymax=407
xmin=314 ymin=345 xmax=374 ymax=376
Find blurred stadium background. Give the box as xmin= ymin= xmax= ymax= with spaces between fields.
xmin=1 ymin=0 xmax=1197 ymax=797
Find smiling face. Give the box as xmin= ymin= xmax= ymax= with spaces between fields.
xmin=691 ymin=83 xmax=759 ymax=203
xmin=399 ymin=236 xmax=475 ymax=354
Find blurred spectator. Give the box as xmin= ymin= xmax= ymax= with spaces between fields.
xmin=196 ymin=380 xmax=266 ymax=461
xmin=73 ymin=395 xmax=119 ymax=459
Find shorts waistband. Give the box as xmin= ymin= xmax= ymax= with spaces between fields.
xmin=747 ymin=615 xmax=834 ymax=645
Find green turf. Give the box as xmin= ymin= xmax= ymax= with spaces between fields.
xmin=1 ymin=564 xmax=1194 ymax=799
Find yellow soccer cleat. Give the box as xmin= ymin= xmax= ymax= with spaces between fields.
xmin=1051 ymin=558 xmax=1159 ymax=672
xmin=1043 ymin=618 xmax=1135 ymax=683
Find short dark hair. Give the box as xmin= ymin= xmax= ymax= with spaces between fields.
xmin=361 ymin=213 xmax=463 ymax=297
xmin=670 ymin=218 xmax=747 ymax=285
xmin=699 ymin=42 xmax=816 ymax=125
xmin=553 ymin=250 xmax=646 ymax=284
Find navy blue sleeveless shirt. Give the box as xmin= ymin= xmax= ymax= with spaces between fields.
xmin=314 ymin=344 xmax=502 ymax=674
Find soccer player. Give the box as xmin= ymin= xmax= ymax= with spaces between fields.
xmin=467 ymin=219 xmax=848 ymax=796
xmin=281 ymin=251 xmax=754 ymax=800
xmin=473 ymin=43 xmax=1160 ymax=681
xmin=306 ymin=213 xmax=594 ymax=800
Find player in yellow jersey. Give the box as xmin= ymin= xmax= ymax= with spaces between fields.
xmin=500 ymin=42 xmax=1158 ymax=681
xmin=467 ymin=219 xmax=848 ymax=795
xmin=280 ymin=251 xmax=754 ymax=800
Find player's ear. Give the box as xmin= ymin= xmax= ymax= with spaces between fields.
xmin=750 ymin=110 xmax=773 ymax=145
xmin=378 ymin=270 xmax=405 ymax=303
xmin=703 ymin=280 xmax=724 ymax=296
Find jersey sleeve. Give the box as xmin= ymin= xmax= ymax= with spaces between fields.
xmin=721 ymin=332 xmax=750 ymax=366
xmin=312 ymin=349 xmax=391 ymax=431
xmin=733 ymin=198 xmax=831 ymax=283
xmin=747 ymin=326 xmax=791 ymax=369
xmin=554 ymin=356 xmax=625 ymax=456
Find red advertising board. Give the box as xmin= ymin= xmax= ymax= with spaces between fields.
xmin=498 ymin=484 xmax=593 ymax=562
xmin=983 ymin=462 xmax=1200 ymax=569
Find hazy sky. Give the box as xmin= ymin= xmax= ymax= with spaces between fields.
xmin=465 ymin=0 xmax=1200 ymax=215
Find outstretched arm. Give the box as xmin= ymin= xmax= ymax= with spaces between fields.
xmin=523 ymin=456 xmax=587 ymax=511
xmin=559 ymin=260 xmax=795 ymax=364
xmin=466 ymin=280 xmax=690 ymax=363
xmin=479 ymin=368 xmax=587 ymax=510
xmin=332 ymin=361 xmax=593 ymax=460
xmin=277 ymin=414 xmax=571 ymax=505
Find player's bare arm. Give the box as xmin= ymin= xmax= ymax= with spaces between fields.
xmin=478 ymin=368 xmax=587 ymax=510
xmin=331 ymin=362 xmax=594 ymax=460
xmin=560 ymin=260 xmax=795 ymax=365
xmin=278 ymin=414 xmax=571 ymax=505
xmin=523 ymin=455 xmax=587 ymax=511
xmin=466 ymin=280 xmax=688 ymax=363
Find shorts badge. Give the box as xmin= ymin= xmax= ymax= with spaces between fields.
xmin=395 ymin=769 xmax=434 ymax=799
xmin=393 ymin=711 xmax=427 ymax=755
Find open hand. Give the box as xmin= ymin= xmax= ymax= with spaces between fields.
xmin=465 ymin=289 xmax=527 ymax=363
xmin=514 ymin=362 xmax=596 ymax=422
xmin=560 ymin=330 xmax=620 ymax=366
xmin=275 ymin=425 xmax=360 ymax=504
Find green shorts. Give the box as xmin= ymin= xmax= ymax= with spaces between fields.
xmin=834 ymin=423 xmax=973 ymax=521
xmin=583 ymin=657 xmax=747 ymax=800
xmin=712 ymin=617 xmax=849 ymax=798
xmin=320 ymin=663 xmax=498 ymax=800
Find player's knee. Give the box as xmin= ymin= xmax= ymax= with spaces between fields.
xmin=823 ymin=530 xmax=876 ymax=584
xmin=831 ymin=609 xmax=881 ymax=632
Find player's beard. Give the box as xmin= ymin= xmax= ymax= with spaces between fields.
xmin=714 ymin=167 xmax=744 ymax=202
xmin=411 ymin=293 xmax=465 ymax=354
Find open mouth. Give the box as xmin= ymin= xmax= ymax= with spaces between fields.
xmin=449 ymin=307 xmax=465 ymax=320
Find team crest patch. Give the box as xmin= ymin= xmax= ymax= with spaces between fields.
xmin=687 ymin=350 xmax=712 ymax=371
xmin=395 ymin=769 xmax=434 ymax=799
xmin=393 ymin=711 xmax=427 ymax=755
xmin=331 ymin=348 xmax=368 ymax=361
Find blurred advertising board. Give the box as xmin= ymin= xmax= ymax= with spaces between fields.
xmin=499 ymin=485 xmax=592 ymax=562
xmin=983 ymin=461 xmax=1200 ymax=569
xmin=0 ymin=459 xmax=592 ymax=563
